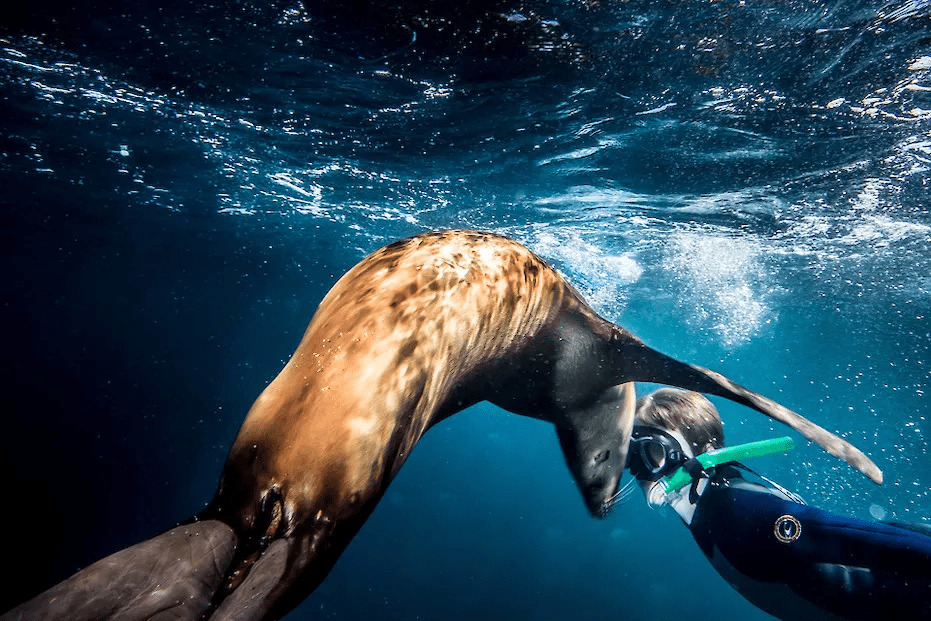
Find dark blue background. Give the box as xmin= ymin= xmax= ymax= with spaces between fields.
xmin=2 ymin=1 xmax=929 ymax=618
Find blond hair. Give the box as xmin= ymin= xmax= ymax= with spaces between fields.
xmin=635 ymin=388 xmax=724 ymax=455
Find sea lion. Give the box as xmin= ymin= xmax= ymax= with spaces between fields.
xmin=3 ymin=230 xmax=881 ymax=621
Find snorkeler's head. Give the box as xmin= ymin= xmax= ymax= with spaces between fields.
xmin=628 ymin=390 xmax=723 ymax=512
xmin=630 ymin=389 xmax=796 ymax=512
xmin=635 ymin=388 xmax=724 ymax=456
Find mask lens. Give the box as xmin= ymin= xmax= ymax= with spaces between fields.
xmin=644 ymin=441 xmax=667 ymax=471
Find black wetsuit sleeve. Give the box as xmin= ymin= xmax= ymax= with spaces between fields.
xmin=688 ymin=486 xmax=931 ymax=620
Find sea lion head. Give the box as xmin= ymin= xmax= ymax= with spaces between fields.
xmin=555 ymin=383 xmax=637 ymax=517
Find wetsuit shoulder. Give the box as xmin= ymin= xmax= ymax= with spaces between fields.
xmin=689 ymin=485 xmax=931 ymax=621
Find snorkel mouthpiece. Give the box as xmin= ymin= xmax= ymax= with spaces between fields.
xmin=663 ymin=436 xmax=795 ymax=493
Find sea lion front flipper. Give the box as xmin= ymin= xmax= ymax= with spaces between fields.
xmin=2 ymin=520 xmax=236 ymax=621
xmin=610 ymin=330 xmax=883 ymax=485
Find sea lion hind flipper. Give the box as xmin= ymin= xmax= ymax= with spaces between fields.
xmin=209 ymin=538 xmax=291 ymax=621
xmin=1 ymin=520 xmax=236 ymax=621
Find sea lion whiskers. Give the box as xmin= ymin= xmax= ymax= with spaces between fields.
xmin=602 ymin=477 xmax=639 ymax=516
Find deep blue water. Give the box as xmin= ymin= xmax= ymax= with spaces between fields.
xmin=2 ymin=1 xmax=930 ymax=619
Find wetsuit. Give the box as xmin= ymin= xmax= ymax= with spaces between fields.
xmin=688 ymin=467 xmax=931 ymax=621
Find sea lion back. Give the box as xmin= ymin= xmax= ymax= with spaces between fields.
xmin=218 ymin=231 xmax=579 ymax=533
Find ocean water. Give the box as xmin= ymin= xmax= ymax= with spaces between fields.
xmin=1 ymin=0 xmax=930 ymax=619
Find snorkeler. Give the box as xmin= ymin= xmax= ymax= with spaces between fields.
xmin=626 ymin=388 xmax=931 ymax=621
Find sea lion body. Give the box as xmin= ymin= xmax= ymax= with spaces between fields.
xmin=208 ymin=231 xmax=629 ymax=616
xmin=222 ymin=230 xmax=577 ymax=526
xmin=4 ymin=230 xmax=882 ymax=621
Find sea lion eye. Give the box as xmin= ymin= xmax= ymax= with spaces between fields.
xmin=593 ymin=450 xmax=610 ymax=465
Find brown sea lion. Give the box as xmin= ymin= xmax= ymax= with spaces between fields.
xmin=3 ymin=230 xmax=881 ymax=621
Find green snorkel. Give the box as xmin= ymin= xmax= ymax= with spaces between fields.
xmin=663 ymin=436 xmax=796 ymax=493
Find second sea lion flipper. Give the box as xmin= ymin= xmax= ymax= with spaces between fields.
xmin=2 ymin=521 xmax=237 ymax=621
xmin=210 ymin=538 xmax=291 ymax=621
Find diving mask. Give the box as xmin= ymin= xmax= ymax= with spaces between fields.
xmin=627 ymin=426 xmax=690 ymax=481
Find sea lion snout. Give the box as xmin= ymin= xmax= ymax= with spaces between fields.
xmin=557 ymin=434 xmax=624 ymax=517
xmin=583 ymin=467 xmax=623 ymax=518
xmin=559 ymin=438 xmax=625 ymax=518
xmin=555 ymin=383 xmax=637 ymax=518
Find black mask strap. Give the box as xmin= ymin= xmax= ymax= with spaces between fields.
xmin=679 ymin=457 xmax=707 ymax=504
xmin=680 ymin=457 xmax=706 ymax=479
